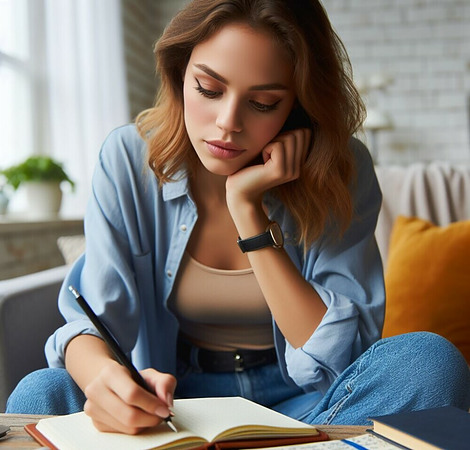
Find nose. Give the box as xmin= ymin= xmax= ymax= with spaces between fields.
xmin=216 ymin=96 xmax=243 ymax=133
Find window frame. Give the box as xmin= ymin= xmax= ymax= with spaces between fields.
xmin=0 ymin=0 xmax=49 ymax=168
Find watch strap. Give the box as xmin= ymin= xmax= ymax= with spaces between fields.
xmin=237 ymin=230 xmax=274 ymax=253
xmin=237 ymin=222 xmax=283 ymax=253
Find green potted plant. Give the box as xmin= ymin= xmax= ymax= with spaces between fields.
xmin=1 ymin=156 xmax=75 ymax=216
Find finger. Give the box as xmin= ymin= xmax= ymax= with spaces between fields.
xmin=106 ymin=367 xmax=171 ymax=418
xmin=272 ymin=132 xmax=300 ymax=180
xmin=283 ymin=132 xmax=299 ymax=177
xmin=84 ymin=387 xmax=161 ymax=435
xmin=142 ymin=370 xmax=177 ymax=408
xmin=87 ymin=364 xmax=169 ymax=424
xmin=261 ymin=139 xmax=276 ymax=164
xmin=290 ymin=129 xmax=307 ymax=173
xmin=85 ymin=399 xmax=133 ymax=434
xmin=85 ymin=400 xmax=152 ymax=435
xmin=298 ymin=128 xmax=311 ymax=161
xmin=263 ymin=141 xmax=288 ymax=180
xmin=282 ymin=128 xmax=310 ymax=179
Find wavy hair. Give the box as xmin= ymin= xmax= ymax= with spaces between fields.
xmin=136 ymin=0 xmax=366 ymax=248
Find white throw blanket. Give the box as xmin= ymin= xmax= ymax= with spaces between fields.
xmin=375 ymin=162 xmax=470 ymax=266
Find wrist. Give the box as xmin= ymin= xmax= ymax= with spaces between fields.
xmin=227 ymin=199 xmax=269 ymax=239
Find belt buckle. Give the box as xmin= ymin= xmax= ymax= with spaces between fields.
xmin=233 ymin=352 xmax=244 ymax=372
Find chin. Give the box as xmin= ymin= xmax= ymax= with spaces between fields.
xmin=201 ymin=159 xmax=242 ymax=177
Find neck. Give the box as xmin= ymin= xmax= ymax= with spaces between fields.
xmin=190 ymin=164 xmax=228 ymax=208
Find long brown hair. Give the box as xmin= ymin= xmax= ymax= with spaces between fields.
xmin=137 ymin=0 xmax=366 ymax=248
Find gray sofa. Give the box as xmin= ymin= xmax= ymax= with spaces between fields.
xmin=1 ymin=162 xmax=469 ymax=412
xmin=0 ymin=265 xmax=69 ymax=411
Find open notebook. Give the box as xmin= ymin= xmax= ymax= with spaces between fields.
xmin=25 ymin=396 xmax=328 ymax=449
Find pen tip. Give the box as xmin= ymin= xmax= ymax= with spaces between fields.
xmin=166 ymin=418 xmax=178 ymax=433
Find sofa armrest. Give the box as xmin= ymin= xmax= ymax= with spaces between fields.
xmin=0 ymin=265 xmax=69 ymax=412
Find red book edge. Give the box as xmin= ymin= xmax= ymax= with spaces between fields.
xmin=24 ymin=423 xmax=58 ymax=450
xmin=25 ymin=422 xmax=328 ymax=449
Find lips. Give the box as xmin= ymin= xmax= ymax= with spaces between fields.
xmin=205 ymin=140 xmax=245 ymax=159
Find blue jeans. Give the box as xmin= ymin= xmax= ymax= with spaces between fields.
xmin=6 ymin=332 xmax=470 ymax=425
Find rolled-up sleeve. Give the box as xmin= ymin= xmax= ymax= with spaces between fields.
xmin=45 ymin=126 xmax=150 ymax=368
xmin=283 ymin=139 xmax=385 ymax=393
xmin=45 ymin=258 xmax=101 ymax=368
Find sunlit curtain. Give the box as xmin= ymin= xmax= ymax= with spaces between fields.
xmin=45 ymin=0 xmax=130 ymax=216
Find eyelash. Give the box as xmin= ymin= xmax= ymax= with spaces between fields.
xmin=195 ymin=79 xmax=220 ymax=99
xmin=194 ymin=79 xmax=280 ymax=113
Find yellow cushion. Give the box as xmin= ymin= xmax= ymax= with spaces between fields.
xmin=383 ymin=216 xmax=470 ymax=363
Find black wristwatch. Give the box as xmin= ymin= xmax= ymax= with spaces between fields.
xmin=237 ymin=222 xmax=284 ymax=253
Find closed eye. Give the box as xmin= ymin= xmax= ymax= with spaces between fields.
xmin=194 ymin=78 xmax=281 ymax=113
xmin=250 ymin=99 xmax=281 ymax=113
xmin=195 ymin=79 xmax=221 ymax=99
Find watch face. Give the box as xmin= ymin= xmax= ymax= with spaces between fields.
xmin=268 ymin=222 xmax=284 ymax=248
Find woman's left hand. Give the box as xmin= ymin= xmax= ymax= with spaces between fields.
xmin=225 ymin=127 xmax=326 ymax=349
xmin=226 ymin=128 xmax=311 ymax=209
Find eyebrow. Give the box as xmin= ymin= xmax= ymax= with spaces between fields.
xmin=194 ymin=63 xmax=289 ymax=91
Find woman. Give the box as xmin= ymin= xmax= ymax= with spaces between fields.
xmin=8 ymin=0 xmax=469 ymax=434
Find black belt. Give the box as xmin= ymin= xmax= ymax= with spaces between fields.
xmin=177 ymin=338 xmax=277 ymax=373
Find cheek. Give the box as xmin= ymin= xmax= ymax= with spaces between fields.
xmin=248 ymin=99 xmax=296 ymax=148
xmin=251 ymin=115 xmax=290 ymax=147
xmin=183 ymin=87 xmax=212 ymax=132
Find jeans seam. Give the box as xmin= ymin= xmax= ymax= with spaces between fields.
xmin=324 ymin=387 xmax=351 ymax=424
xmin=324 ymin=341 xmax=380 ymax=424
xmin=324 ymin=363 xmax=361 ymax=424
xmin=235 ymin=371 xmax=254 ymax=400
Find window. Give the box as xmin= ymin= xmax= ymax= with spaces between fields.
xmin=0 ymin=0 xmax=46 ymax=168
xmin=1 ymin=0 xmax=129 ymax=216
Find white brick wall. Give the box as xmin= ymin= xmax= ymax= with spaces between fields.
xmin=121 ymin=0 xmax=161 ymax=119
xmin=323 ymin=0 xmax=470 ymax=163
xmin=121 ymin=0 xmax=189 ymax=118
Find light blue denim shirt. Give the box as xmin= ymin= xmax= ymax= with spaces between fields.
xmin=45 ymin=124 xmax=384 ymax=394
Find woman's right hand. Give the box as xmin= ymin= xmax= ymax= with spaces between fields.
xmin=83 ymin=359 xmax=177 ymax=434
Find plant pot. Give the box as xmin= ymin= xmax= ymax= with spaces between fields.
xmin=24 ymin=181 xmax=63 ymax=216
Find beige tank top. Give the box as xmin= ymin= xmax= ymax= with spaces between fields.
xmin=170 ymin=252 xmax=274 ymax=351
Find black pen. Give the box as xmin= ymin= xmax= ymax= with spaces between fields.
xmin=68 ymin=285 xmax=177 ymax=432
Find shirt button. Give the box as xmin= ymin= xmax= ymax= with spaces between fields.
xmin=284 ymin=231 xmax=290 ymax=239
xmin=167 ymin=270 xmax=173 ymax=277
xmin=180 ymin=224 xmax=187 ymax=232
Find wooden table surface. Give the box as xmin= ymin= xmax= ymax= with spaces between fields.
xmin=0 ymin=414 xmax=368 ymax=448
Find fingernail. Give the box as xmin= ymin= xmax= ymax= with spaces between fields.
xmin=166 ymin=393 xmax=174 ymax=408
xmin=155 ymin=405 xmax=170 ymax=418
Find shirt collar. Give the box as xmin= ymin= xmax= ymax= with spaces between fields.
xmin=160 ymin=170 xmax=284 ymax=215
xmin=162 ymin=169 xmax=192 ymax=201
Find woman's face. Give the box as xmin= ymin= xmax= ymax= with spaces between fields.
xmin=183 ymin=23 xmax=296 ymax=176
